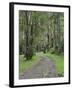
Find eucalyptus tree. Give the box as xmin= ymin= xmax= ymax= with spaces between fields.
xmin=19 ymin=10 xmax=64 ymax=60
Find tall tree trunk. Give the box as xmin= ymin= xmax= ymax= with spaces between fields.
xmin=25 ymin=11 xmax=29 ymax=60
xmin=57 ymin=13 xmax=61 ymax=53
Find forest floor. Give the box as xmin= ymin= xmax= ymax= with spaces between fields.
xmin=19 ymin=56 xmax=59 ymax=79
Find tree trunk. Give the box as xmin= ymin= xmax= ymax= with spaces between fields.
xmin=25 ymin=11 xmax=29 ymax=60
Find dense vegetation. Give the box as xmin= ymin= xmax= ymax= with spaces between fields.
xmin=19 ymin=11 xmax=64 ymax=60
xmin=19 ymin=10 xmax=64 ymax=76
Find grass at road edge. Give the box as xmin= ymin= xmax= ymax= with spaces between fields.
xmin=45 ymin=52 xmax=64 ymax=76
xmin=19 ymin=54 xmax=42 ymax=75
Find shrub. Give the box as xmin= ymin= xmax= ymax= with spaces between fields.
xmin=49 ymin=48 xmax=55 ymax=54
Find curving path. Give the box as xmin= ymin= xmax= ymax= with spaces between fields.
xmin=19 ymin=56 xmax=58 ymax=79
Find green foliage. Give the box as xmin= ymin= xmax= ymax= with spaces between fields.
xmin=49 ymin=48 xmax=55 ymax=54
xmin=19 ymin=11 xmax=64 ymax=59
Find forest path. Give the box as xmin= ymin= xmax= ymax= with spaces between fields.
xmin=19 ymin=56 xmax=58 ymax=79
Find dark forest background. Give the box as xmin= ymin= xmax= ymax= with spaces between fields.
xmin=19 ymin=11 xmax=64 ymax=60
